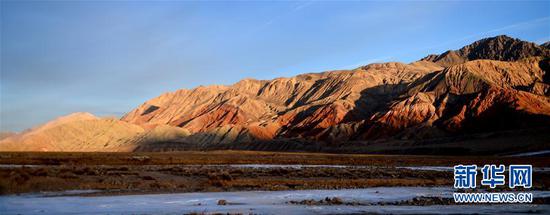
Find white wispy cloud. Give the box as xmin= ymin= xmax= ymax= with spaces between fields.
xmin=245 ymin=0 xmax=315 ymax=36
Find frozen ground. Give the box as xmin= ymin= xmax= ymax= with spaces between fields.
xmin=1 ymin=187 xmax=549 ymax=214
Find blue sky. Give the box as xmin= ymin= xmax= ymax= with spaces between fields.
xmin=1 ymin=1 xmax=549 ymax=131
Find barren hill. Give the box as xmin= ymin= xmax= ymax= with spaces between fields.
xmin=0 ymin=113 xmax=189 ymax=152
xmin=2 ymin=35 xmax=550 ymax=154
xmin=0 ymin=132 xmax=16 ymax=141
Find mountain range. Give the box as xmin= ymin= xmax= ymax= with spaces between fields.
xmin=2 ymin=35 xmax=549 ymax=154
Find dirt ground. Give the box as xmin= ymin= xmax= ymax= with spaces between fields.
xmin=0 ymin=151 xmax=548 ymax=195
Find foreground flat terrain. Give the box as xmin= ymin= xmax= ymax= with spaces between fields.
xmin=1 ymin=151 xmax=549 ymax=195
xmin=2 ymin=150 xmax=550 ymax=166
xmin=3 ymin=187 xmax=549 ymax=214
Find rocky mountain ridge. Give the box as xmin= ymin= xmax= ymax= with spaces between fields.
xmin=2 ymin=35 xmax=549 ymax=154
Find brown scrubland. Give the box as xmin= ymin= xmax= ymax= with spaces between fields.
xmin=1 ymin=151 xmax=549 ymax=195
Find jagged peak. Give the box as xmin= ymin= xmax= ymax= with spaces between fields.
xmin=478 ymin=34 xmax=516 ymax=42
xmin=421 ymin=35 xmax=549 ymax=67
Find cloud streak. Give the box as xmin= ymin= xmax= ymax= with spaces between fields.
xmin=245 ymin=0 xmax=315 ymax=36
